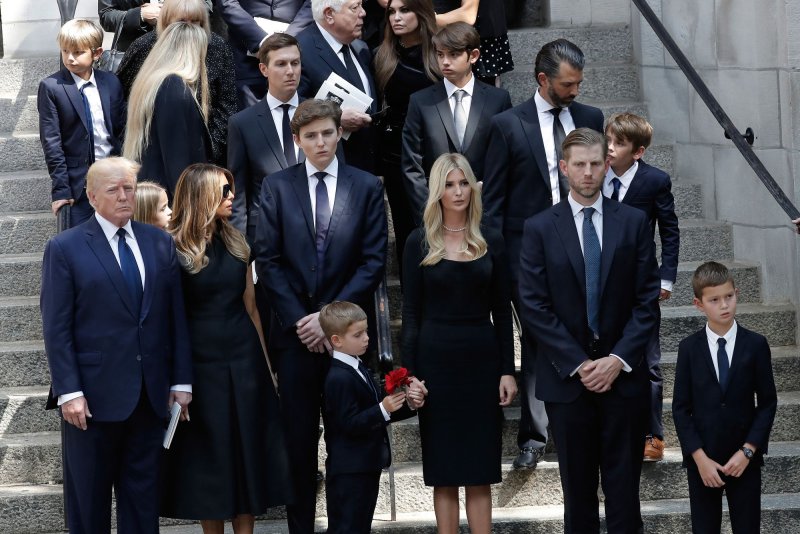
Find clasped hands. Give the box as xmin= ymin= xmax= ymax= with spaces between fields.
xmin=578 ymin=356 xmax=623 ymax=393
xmin=296 ymin=312 xmax=331 ymax=353
xmin=693 ymin=446 xmax=754 ymax=488
xmin=61 ymin=390 xmax=193 ymax=430
xmin=382 ymin=377 xmax=428 ymax=413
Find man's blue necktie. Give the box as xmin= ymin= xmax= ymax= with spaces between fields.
xmin=314 ymin=172 xmax=331 ymax=288
xmin=582 ymin=207 xmax=601 ymax=336
xmin=717 ymin=337 xmax=729 ymax=389
xmin=610 ymin=177 xmax=622 ymax=201
xmin=80 ymin=82 xmax=96 ymax=164
xmin=117 ymin=228 xmax=143 ymax=313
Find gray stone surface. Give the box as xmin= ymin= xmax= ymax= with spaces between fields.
xmin=662 ymin=260 xmax=760 ymax=308
xmin=0 ymin=94 xmax=38 ymax=135
xmin=0 ymin=134 xmax=45 ymax=172
xmin=508 ymin=26 xmax=633 ymax=69
xmin=0 ymin=484 xmax=64 ymax=533
xmin=0 ymin=171 xmax=51 ymax=213
xmin=0 ymin=58 xmax=59 ymax=95
xmin=0 ymin=254 xmax=42 ymax=297
xmin=665 ymin=219 xmax=733 ymax=262
xmin=644 ymin=144 xmax=674 ymax=176
xmin=0 ymin=212 xmax=56 ymax=255
xmin=0 ymin=431 xmax=61 ymax=485
xmin=0 ymin=341 xmax=49 ymax=388
xmin=0 ymin=386 xmax=60 ymax=434
xmin=671 ymin=179 xmax=703 ymax=220
xmin=0 ymin=296 xmax=42 ymax=343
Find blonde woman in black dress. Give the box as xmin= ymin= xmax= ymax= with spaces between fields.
xmin=401 ymin=152 xmax=517 ymax=534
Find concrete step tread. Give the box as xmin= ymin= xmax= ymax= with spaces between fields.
xmin=0 ymin=252 xmax=42 ymax=263
xmin=0 ymin=170 xmax=47 ymax=181
xmin=0 ymin=430 xmax=60 ymax=447
xmin=0 ymin=340 xmax=44 ymax=353
xmin=660 ymin=302 xmax=794 ymax=319
xmin=0 ymin=211 xmax=51 ymax=220
xmin=0 ymin=295 xmax=39 ymax=307
xmin=675 ymin=259 xmax=759 ymax=271
xmin=0 ymin=132 xmax=38 ymax=141
xmin=0 ymin=385 xmax=49 ymax=398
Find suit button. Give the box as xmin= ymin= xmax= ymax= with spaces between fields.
xmin=311 ymin=266 xmax=316 ymax=272
xmin=721 ymin=403 xmax=726 ymax=408
xmin=136 ymin=355 xmax=142 ymax=361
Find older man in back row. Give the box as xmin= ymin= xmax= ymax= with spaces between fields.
xmin=41 ymin=157 xmax=193 ymax=533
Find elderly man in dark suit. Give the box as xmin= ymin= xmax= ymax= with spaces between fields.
xmin=519 ymin=128 xmax=660 ymax=533
xmin=254 ymin=99 xmax=387 ymax=534
xmin=482 ymin=38 xmax=605 ymax=470
xmin=40 ymin=157 xmax=193 ymax=533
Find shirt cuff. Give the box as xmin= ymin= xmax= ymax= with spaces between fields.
xmin=58 ymin=391 xmax=84 ymax=406
xmin=170 ymin=385 xmax=192 ymax=393
xmin=661 ymin=279 xmax=674 ymax=292
xmin=570 ymin=361 xmax=586 ymax=377
xmin=610 ymin=354 xmax=632 ymax=373
xmin=378 ymin=402 xmax=390 ymax=421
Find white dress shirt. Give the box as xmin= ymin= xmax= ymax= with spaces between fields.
xmin=443 ymin=75 xmax=475 ymax=120
xmin=306 ymin=158 xmax=338 ymax=225
xmin=705 ymin=321 xmax=737 ymax=382
xmin=266 ymin=91 xmax=300 ymax=160
xmin=535 ymin=89 xmax=576 ymax=204
xmin=332 ymin=350 xmax=390 ymax=421
xmin=70 ymin=71 xmax=114 ymax=161
xmin=315 ymin=22 xmax=371 ymax=98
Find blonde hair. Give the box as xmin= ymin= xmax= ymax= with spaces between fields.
xmin=170 ymin=163 xmax=249 ymax=274
xmin=123 ymin=21 xmax=210 ymax=163
xmin=421 ymin=153 xmax=486 ymax=266
xmin=157 ymin=0 xmax=210 ymax=34
xmin=134 ymin=181 xmax=168 ymax=226
xmin=319 ymin=301 xmax=368 ymax=340
xmin=57 ymin=19 xmax=103 ymax=51
xmin=86 ymin=157 xmax=140 ymax=193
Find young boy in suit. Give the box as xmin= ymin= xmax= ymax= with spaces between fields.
xmin=320 ymin=301 xmax=425 ymax=534
xmin=603 ymin=112 xmax=680 ymax=461
xmin=673 ymin=261 xmax=777 ymax=533
xmin=38 ymin=19 xmax=126 ymax=228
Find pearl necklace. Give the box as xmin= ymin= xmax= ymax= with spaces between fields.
xmin=443 ymin=224 xmax=467 ymax=232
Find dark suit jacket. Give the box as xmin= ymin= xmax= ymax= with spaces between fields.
xmin=296 ymin=23 xmax=378 ymax=173
xmin=253 ymin=161 xmax=388 ymax=347
xmin=138 ymin=75 xmax=211 ymax=199
xmin=482 ymin=97 xmax=604 ymax=281
xmin=98 ymin=0 xmax=153 ymax=52
xmin=38 ymin=68 xmax=125 ymax=202
xmin=401 ymin=80 xmax=512 ymax=225
xmin=672 ymin=326 xmax=777 ymax=468
xmin=40 ymin=216 xmax=193 ymax=421
xmin=619 ymin=160 xmax=680 ymax=284
xmin=323 ymin=359 xmax=415 ymax=476
xmin=518 ymin=197 xmax=660 ymax=403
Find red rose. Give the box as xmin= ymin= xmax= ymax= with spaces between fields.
xmin=385 ymin=367 xmax=412 ymax=394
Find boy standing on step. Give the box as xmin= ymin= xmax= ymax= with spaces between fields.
xmin=603 ymin=112 xmax=679 ymax=462
xmin=673 ymin=261 xmax=777 ymax=533
xmin=38 ymin=19 xmax=125 ymax=228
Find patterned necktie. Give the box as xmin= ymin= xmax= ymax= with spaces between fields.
xmin=80 ymin=82 xmax=96 ymax=164
xmin=582 ymin=207 xmax=601 ymax=336
xmin=610 ymin=177 xmax=622 ymax=201
xmin=314 ymin=172 xmax=331 ymax=287
xmin=550 ymin=107 xmax=569 ymax=200
xmin=340 ymin=44 xmax=366 ymax=92
xmin=116 ymin=228 xmax=143 ymax=313
xmin=452 ymin=89 xmax=467 ymax=150
xmin=717 ymin=338 xmax=729 ymax=389
xmin=358 ymin=360 xmax=379 ymax=401
xmin=279 ymin=103 xmax=296 ymax=165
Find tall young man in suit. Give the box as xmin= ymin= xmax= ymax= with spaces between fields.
xmin=41 ymin=157 xmax=193 ymax=533
xmin=295 ymin=0 xmax=377 ymax=173
xmin=254 ymin=99 xmax=388 ymax=534
xmin=481 ymin=39 xmax=604 ymax=470
xmin=518 ymin=128 xmax=660 ymax=533
xmin=401 ymin=22 xmax=512 ymax=226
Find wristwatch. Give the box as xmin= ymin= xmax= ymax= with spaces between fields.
xmin=741 ymin=446 xmax=754 ymax=459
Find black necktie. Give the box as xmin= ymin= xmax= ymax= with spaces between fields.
xmin=717 ymin=338 xmax=729 ymax=389
xmin=116 ymin=228 xmax=143 ymax=313
xmin=610 ymin=177 xmax=622 ymax=201
xmin=550 ymin=107 xmax=569 ymax=200
xmin=357 ymin=360 xmax=379 ymax=401
xmin=314 ymin=172 xmax=331 ymax=287
xmin=582 ymin=208 xmax=601 ymax=336
xmin=279 ymin=103 xmax=296 ymax=165
xmin=340 ymin=44 xmax=366 ymax=92
xmin=80 ymin=82 xmax=96 ymax=164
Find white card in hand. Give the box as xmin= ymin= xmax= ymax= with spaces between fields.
xmin=163 ymin=402 xmax=182 ymax=449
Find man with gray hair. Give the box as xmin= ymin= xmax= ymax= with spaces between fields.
xmin=295 ymin=0 xmax=377 ymax=173
xmin=481 ymin=39 xmax=605 ymax=471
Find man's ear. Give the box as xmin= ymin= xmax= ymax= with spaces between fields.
xmin=468 ymin=48 xmax=480 ymax=65
xmin=692 ymin=296 xmax=703 ymax=312
xmin=92 ymin=47 xmax=104 ymax=62
xmin=258 ymin=62 xmax=270 ymax=79
xmin=632 ymin=145 xmax=646 ymax=161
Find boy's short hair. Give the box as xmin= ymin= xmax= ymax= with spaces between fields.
xmin=562 ymin=127 xmax=608 ymax=161
xmin=605 ymin=112 xmax=654 ymax=150
xmin=319 ymin=301 xmax=368 ymax=340
xmin=290 ymin=99 xmax=342 ymax=135
xmin=257 ymin=32 xmax=301 ymax=66
xmin=57 ymin=19 xmax=104 ymax=51
xmin=432 ymin=22 xmax=480 ymax=54
xmin=692 ymin=261 xmax=736 ymax=299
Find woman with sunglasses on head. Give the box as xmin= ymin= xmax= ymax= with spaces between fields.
xmin=161 ymin=163 xmax=290 ymax=533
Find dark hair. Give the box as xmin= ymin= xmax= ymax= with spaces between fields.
xmin=290 ymin=99 xmax=342 ymax=134
xmin=562 ymin=127 xmax=607 ymax=161
xmin=319 ymin=301 xmax=368 ymax=340
xmin=432 ymin=21 xmax=480 ymax=54
xmin=534 ymin=39 xmax=586 ymax=83
xmin=605 ymin=112 xmax=653 ymax=150
xmin=256 ymin=32 xmax=301 ymax=65
xmin=692 ymin=261 xmax=736 ymax=299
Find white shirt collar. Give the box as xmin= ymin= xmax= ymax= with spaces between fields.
xmin=568 ymin=193 xmax=604 ymax=218
xmin=705 ymin=320 xmax=738 ymax=346
xmin=332 ymin=350 xmax=361 ymax=370
xmin=534 ymin=88 xmax=561 ymax=114
xmin=305 ymin=157 xmax=338 ymax=179
xmin=605 ymin=160 xmax=639 ymax=188
xmin=316 ymin=21 xmax=348 ymax=53
xmin=95 ymin=212 xmax=135 ymax=242
xmin=70 ymin=69 xmax=97 ymax=89
xmin=443 ymin=74 xmax=475 ymax=98
xmin=266 ymin=91 xmax=300 ymax=111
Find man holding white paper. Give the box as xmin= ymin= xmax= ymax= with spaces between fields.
xmin=296 ymin=0 xmax=378 ymax=173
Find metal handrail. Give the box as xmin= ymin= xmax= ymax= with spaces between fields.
xmin=631 ymin=0 xmax=800 ymax=220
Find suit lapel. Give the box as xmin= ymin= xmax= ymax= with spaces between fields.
xmin=621 ymin=162 xmax=647 ymax=204
xmin=552 ymin=201 xmax=585 ymax=297
xmin=695 ymin=332 xmax=722 ymax=393
xmin=323 ymin=163 xmax=353 ymax=255
xmin=518 ymin=98 xmax=551 ymax=191
xmin=61 ymin=69 xmax=89 ymax=134
xmin=312 ymin=27 xmax=352 ymax=89
xmin=290 ymin=165 xmax=316 ymax=241
xmin=256 ymin=99 xmax=289 ymax=168
xmin=84 ymin=218 xmax=137 ymax=318
xmin=335 ymin=359 xmax=377 ymax=399
xmin=136 ymin=223 xmax=156 ymax=322
xmin=95 ymin=72 xmax=114 ymax=135
xmin=433 ymin=84 xmax=460 ymax=150
xmin=724 ymin=328 xmax=745 ymax=395
xmin=598 ymin=197 xmax=620 ymax=299
xmin=461 ymin=82 xmax=485 ymax=152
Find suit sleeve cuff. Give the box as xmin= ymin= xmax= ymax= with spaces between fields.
xmin=58 ymin=391 xmax=84 ymax=406
xmin=661 ymin=280 xmax=674 ymax=292
xmin=170 ymin=385 xmax=192 ymax=393
xmin=378 ymin=403 xmax=390 ymax=421
xmin=610 ymin=354 xmax=632 ymax=373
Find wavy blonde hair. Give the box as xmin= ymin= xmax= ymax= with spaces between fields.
xmin=170 ymin=163 xmax=250 ymax=274
xmin=123 ymin=21 xmax=209 ymax=163
xmin=133 ymin=181 xmax=167 ymax=227
xmin=421 ymin=153 xmax=486 ymax=266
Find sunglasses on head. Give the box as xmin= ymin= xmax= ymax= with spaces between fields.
xmin=222 ymin=183 xmax=231 ymax=199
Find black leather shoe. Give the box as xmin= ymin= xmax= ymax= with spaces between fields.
xmin=512 ymin=447 xmax=543 ymax=470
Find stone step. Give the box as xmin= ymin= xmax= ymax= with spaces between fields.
xmin=508 ymin=25 xmax=633 ymax=67
xmin=0 ymin=211 xmax=55 ymax=255
xmin=0 ymin=431 xmax=61 ymax=485
xmin=0 ymin=133 xmax=45 ymax=173
xmin=671 ymin=179 xmax=703 ymax=219
xmin=0 ymin=253 xmax=42 ymax=298
xmin=0 ymin=386 xmax=59 ymax=434
xmin=662 ymin=260 xmax=760 ymax=308
xmin=0 ymin=58 xmax=59 ymax=96
xmin=0 ymin=296 xmax=43 ymax=343
xmin=664 ymin=218 xmax=733 ymax=262
xmin=0 ymin=94 xmax=38 ymax=135
xmin=645 ymin=144 xmax=674 ymax=178
xmin=0 ymin=341 xmax=49 ymax=389
xmin=0 ymin=171 xmax=51 ymax=213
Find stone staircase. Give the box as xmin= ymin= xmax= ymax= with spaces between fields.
xmin=1 ymin=22 xmax=799 ymax=534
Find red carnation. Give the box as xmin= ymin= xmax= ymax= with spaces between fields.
xmin=385 ymin=367 xmax=412 ymax=394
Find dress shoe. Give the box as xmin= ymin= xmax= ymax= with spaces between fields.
xmin=512 ymin=447 xmax=543 ymax=470
xmin=643 ymin=435 xmax=664 ymax=462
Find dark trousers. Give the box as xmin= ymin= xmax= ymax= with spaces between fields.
xmin=276 ymin=341 xmax=331 ymax=534
xmin=687 ymin=462 xmax=761 ymax=534
xmin=325 ymin=471 xmax=381 ymax=534
xmin=381 ymin=160 xmax=415 ymax=281
xmin=62 ymin=388 xmax=163 ymax=534
xmin=513 ymin=288 xmax=548 ymax=450
xmin=66 ymin=192 xmax=94 ymax=229
xmin=546 ymin=388 xmax=647 ymax=534
xmin=646 ymin=318 xmax=664 ymax=438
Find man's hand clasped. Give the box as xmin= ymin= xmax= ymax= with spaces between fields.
xmin=579 ymin=356 xmax=623 ymax=393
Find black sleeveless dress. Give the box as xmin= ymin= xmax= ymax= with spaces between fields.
xmin=161 ymin=236 xmax=291 ymax=519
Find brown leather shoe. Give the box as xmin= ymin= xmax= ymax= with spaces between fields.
xmin=644 ymin=435 xmax=664 ymax=462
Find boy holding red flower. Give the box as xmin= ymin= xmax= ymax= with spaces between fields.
xmin=319 ymin=301 xmax=427 ymax=533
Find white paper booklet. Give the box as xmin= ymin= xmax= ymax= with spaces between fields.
xmin=314 ymin=72 xmax=373 ymax=140
xmin=163 ymin=402 xmax=182 ymax=449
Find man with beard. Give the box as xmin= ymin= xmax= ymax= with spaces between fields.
xmin=481 ymin=39 xmax=604 ymax=471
